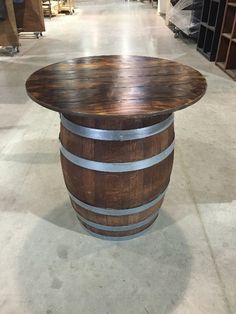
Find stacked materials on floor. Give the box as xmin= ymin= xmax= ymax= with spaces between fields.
xmin=42 ymin=0 xmax=62 ymax=17
xmin=168 ymin=0 xmax=203 ymax=38
xmin=42 ymin=0 xmax=75 ymax=18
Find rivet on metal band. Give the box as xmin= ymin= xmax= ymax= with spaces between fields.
xmin=60 ymin=113 xmax=174 ymax=141
xmin=60 ymin=139 xmax=175 ymax=172
xmin=69 ymin=189 xmax=166 ymax=216
xmin=77 ymin=210 xmax=159 ymax=232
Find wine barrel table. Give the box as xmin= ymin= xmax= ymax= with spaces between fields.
xmin=26 ymin=55 xmax=207 ymax=240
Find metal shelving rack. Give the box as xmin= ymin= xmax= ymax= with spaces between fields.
xmin=197 ymin=0 xmax=226 ymax=61
xmin=215 ymin=0 xmax=236 ymax=80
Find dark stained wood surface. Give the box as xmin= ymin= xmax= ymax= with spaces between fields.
xmin=60 ymin=118 xmax=174 ymax=162
xmin=82 ymin=218 xmax=158 ymax=238
xmin=64 ymin=112 xmax=171 ymax=130
xmin=26 ymin=55 xmax=207 ymax=118
xmin=61 ymin=154 xmax=173 ymax=209
xmin=72 ymin=199 xmax=163 ymax=226
xmin=60 ymin=125 xmax=174 ymax=163
xmin=60 ymin=112 xmax=174 ymax=237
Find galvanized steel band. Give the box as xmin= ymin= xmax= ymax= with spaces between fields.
xmin=77 ymin=210 xmax=159 ymax=232
xmin=60 ymin=113 xmax=174 ymax=141
xmin=60 ymin=139 xmax=175 ymax=172
xmin=69 ymin=189 xmax=166 ymax=216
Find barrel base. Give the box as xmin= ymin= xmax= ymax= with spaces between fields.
xmin=76 ymin=212 xmax=159 ymax=240
xmin=77 ymin=213 xmax=159 ymax=242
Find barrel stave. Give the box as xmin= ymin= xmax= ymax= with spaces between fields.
xmin=60 ymin=113 xmax=174 ymax=238
xmin=61 ymin=155 xmax=173 ymax=209
xmin=71 ymin=198 xmax=163 ymax=226
xmin=60 ymin=122 xmax=175 ymax=163
xmin=81 ymin=218 xmax=158 ymax=238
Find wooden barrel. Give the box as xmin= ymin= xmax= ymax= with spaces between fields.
xmin=60 ymin=113 xmax=175 ymax=240
xmin=25 ymin=55 xmax=207 ymax=240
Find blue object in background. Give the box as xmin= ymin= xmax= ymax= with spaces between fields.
xmin=13 ymin=0 xmax=25 ymax=4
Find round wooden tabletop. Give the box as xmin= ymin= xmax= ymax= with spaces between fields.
xmin=26 ymin=55 xmax=207 ymax=118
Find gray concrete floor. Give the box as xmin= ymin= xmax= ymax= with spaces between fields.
xmin=0 ymin=1 xmax=236 ymax=314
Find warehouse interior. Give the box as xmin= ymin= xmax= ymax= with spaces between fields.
xmin=0 ymin=1 xmax=236 ymax=313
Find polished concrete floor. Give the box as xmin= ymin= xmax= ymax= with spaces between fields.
xmin=0 ymin=1 xmax=236 ymax=314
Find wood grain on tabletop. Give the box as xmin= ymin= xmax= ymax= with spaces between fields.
xmin=26 ymin=55 xmax=206 ymax=237
xmin=26 ymin=55 xmax=207 ymax=118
